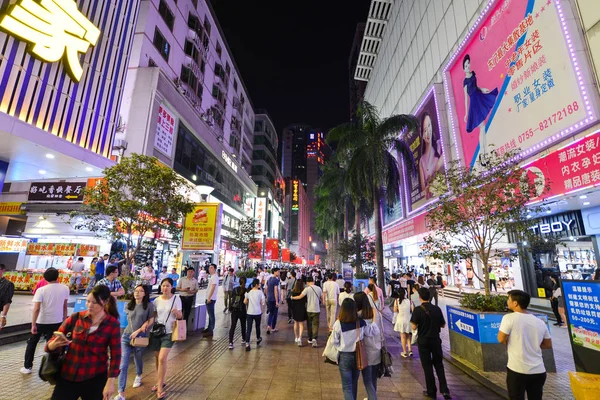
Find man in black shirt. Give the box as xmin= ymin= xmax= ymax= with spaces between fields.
xmin=427 ymin=273 xmax=439 ymax=306
xmin=388 ymin=273 xmax=402 ymax=305
xmin=411 ymin=288 xmax=451 ymax=399
xmin=0 ymin=263 xmax=15 ymax=330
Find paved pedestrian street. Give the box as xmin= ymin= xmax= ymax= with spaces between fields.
xmin=0 ymin=291 xmax=505 ymax=400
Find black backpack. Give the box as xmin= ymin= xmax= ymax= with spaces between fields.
xmin=230 ymin=287 xmax=244 ymax=311
xmin=390 ymin=280 xmax=402 ymax=298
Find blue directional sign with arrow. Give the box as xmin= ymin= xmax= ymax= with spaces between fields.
xmin=447 ymin=306 xmax=481 ymax=342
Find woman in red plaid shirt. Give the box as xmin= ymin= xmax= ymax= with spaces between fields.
xmin=46 ymin=285 xmax=121 ymax=400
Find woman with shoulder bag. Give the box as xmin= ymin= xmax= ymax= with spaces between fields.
xmin=150 ymin=278 xmax=182 ymax=399
xmin=331 ymin=298 xmax=380 ymax=400
xmin=115 ymin=284 xmax=155 ymax=400
xmin=355 ymin=292 xmax=382 ymax=400
xmin=45 ymin=285 xmax=121 ymax=400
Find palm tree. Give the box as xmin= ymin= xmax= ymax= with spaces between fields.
xmin=328 ymin=102 xmax=417 ymax=289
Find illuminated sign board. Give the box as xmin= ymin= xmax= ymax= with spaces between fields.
xmin=0 ymin=0 xmax=101 ymax=82
xmin=221 ymin=150 xmax=238 ymax=173
xmin=255 ymin=197 xmax=267 ymax=235
xmin=292 ymin=180 xmax=299 ymax=211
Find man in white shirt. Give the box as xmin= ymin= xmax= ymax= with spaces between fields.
xmin=498 ymin=290 xmax=552 ymax=400
xmin=292 ymin=276 xmax=322 ymax=347
xmin=177 ymin=267 xmax=199 ymax=322
xmin=70 ymin=256 xmax=85 ymax=291
xmin=21 ymin=268 xmax=69 ymax=374
xmin=203 ymin=264 xmax=219 ymax=336
xmin=322 ymin=273 xmax=340 ymax=331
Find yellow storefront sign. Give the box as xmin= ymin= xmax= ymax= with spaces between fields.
xmin=0 ymin=0 xmax=101 ymax=82
xmin=182 ymin=203 xmax=220 ymax=251
xmin=0 ymin=202 xmax=23 ymax=215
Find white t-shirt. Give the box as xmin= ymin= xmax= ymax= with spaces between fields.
xmin=499 ymin=312 xmax=551 ymax=374
xmin=33 ymin=283 xmax=70 ymax=324
xmin=245 ymin=289 xmax=265 ymax=315
xmin=71 ymin=262 xmax=85 ymax=273
xmin=302 ymin=285 xmax=322 ymax=313
xmin=209 ymin=274 xmax=219 ymax=301
xmin=323 ymin=280 xmax=340 ymax=302
xmin=153 ymin=295 xmax=182 ymax=334
xmin=339 ymin=291 xmax=354 ymax=305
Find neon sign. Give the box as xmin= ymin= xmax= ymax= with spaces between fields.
xmin=528 ymin=220 xmax=574 ymax=234
xmin=292 ymin=180 xmax=299 ymax=211
xmin=0 ymin=0 xmax=101 ymax=82
xmin=221 ymin=150 xmax=238 ymax=173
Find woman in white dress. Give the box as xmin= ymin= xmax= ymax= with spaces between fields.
xmin=393 ymin=288 xmax=413 ymax=357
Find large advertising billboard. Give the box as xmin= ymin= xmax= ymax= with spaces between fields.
xmin=404 ymin=87 xmax=447 ymax=213
xmin=182 ymin=203 xmax=221 ymax=250
xmin=444 ymin=0 xmax=596 ymax=170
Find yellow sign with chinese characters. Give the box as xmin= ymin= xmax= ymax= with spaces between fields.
xmin=182 ymin=203 xmax=220 ymax=251
xmin=0 ymin=0 xmax=101 ymax=82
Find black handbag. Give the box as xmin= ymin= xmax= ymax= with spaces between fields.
xmin=39 ymin=349 xmax=66 ymax=385
xmin=150 ymin=297 xmax=176 ymax=338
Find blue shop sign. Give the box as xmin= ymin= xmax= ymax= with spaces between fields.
xmin=447 ymin=306 xmax=481 ymax=342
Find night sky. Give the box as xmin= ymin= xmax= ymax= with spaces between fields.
xmin=211 ymin=0 xmax=371 ymax=132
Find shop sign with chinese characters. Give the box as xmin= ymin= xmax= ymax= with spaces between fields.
xmin=524 ymin=131 xmax=600 ymax=201
xmin=0 ymin=202 xmax=23 ymax=215
xmin=0 ymin=238 xmax=28 ymax=252
xmin=154 ymin=104 xmax=176 ymax=157
xmin=28 ymin=182 xmax=86 ymax=202
xmin=445 ymin=0 xmax=595 ymax=170
xmin=255 ymin=198 xmax=267 ymax=235
xmin=182 ymin=203 xmax=220 ymax=251
xmin=291 ymin=180 xmax=299 ymax=211
xmin=0 ymin=0 xmax=101 ymax=82
xmin=562 ymin=280 xmax=600 ymax=374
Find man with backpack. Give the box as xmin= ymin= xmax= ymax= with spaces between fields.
xmin=228 ymin=277 xmax=247 ymax=349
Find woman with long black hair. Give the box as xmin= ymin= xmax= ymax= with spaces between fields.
xmin=46 ymin=285 xmax=121 ymax=400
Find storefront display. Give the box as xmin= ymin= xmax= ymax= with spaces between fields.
xmin=4 ymin=270 xmax=90 ymax=291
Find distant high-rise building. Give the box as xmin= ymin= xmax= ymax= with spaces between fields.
xmin=349 ymin=23 xmax=367 ymax=120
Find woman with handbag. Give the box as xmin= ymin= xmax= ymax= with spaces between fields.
xmin=150 ymin=278 xmax=182 ymax=399
xmin=45 ymin=285 xmax=121 ymax=400
xmin=393 ymin=288 xmax=413 ymax=358
xmin=331 ymin=298 xmax=380 ymax=400
xmin=115 ymin=285 xmax=155 ymax=400
xmin=355 ymin=292 xmax=382 ymax=400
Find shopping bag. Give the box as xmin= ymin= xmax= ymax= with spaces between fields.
xmin=171 ymin=319 xmax=187 ymax=342
xmin=322 ymin=334 xmax=339 ymax=365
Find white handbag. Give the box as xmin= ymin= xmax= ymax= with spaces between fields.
xmin=322 ymin=334 xmax=339 ymax=364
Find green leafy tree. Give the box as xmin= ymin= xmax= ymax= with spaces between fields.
xmin=229 ymin=217 xmax=260 ymax=269
xmin=421 ymin=149 xmax=549 ymax=295
xmin=328 ymin=102 xmax=418 ymax=288
xmin=71 ymin=154 xmax=195 ymax=273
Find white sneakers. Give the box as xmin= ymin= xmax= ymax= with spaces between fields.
xmin=312 ymin=339 xmax=318 ymax=348
xmin=132 ymin=375 xmax=142 ymax=388
xmin=113 ymin=395 xmax=126 ymax=400
xmin=20 ymin=367 xmax=32 ymax=374
xmin=295 ymin=337 xmax=302 ymax=346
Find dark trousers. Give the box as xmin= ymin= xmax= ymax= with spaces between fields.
xmin=507 ymin=368 xmax=546 ymax=400
xmin=52 ymin=372 xmax=107 ymax=400
xmin=267 ymin=300 xmax=278 ymax=329
xmin=418 ymin=338 xmax=449 ymax=396
xmin=307 ymin=312 xmax=320 ymax=341
xmin=490 ymin=279 xmax=497 ymax=292
xmin=94 ymin=273 xmax=104 ymax=283
xmin=24 ymin=322 xmax=61 ymax=369
xmin=229 ymin=311 xmax=247 ymax=343
xmin=550 ymin=298 xmax=563 ymax=324
xmin=429 ymin=289 xmax=439 ymax=306
xmin=246 ymin=314 xmax=262 ymax=342
xmin=206 ymin=300 xmax=215 ymax=332
xmin=180 ymin=295 xmax=194 ymax=322
xmin=287 ymin=298 xmax=293 ymax=319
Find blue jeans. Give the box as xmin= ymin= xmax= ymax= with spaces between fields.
xmin=338 ymin=351 xmax=360 ymax=400
xmin=267 ymin=300 xmax=278 ymax=329
xmin=361 ymin=364 xmax=379 ymax=400
xmin=206 ymin=300 xmax=215 ymax=332
xmin=118 ymin=333 xmax=143 ymax=393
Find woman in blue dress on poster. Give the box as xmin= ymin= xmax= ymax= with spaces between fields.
xmin=462 ymin=54 xmax=498 ymax=165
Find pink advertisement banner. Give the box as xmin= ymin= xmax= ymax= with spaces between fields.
xmin=445 ymin=0 xmax=594 ymax=170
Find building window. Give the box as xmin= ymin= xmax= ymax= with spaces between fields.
xmin=225 ymin=62 xmax=231 ymax=75
xmin=214 ymin=63 xmax=225 ymax=79
xmin=200 ymin=59 xmax=206 ymax=74
xmin=204 ymin=16 xmax=211 ymax=36
xmin=216 ymin=42 xmax=222 ymax=58
xmin=233 ymin=79 xmax=238 ymax=91
xmin=184 ymin=40 xmax=199 ymax=61
xmin=158 ymin=0 xmax=175 ymax=31
xmin=188 ymin=13 xmax=200 ymax=31
xmin=181 ymin=66 xmax=198 ymax=91
xmin=153 ymin=29 xmax=170 ymax=61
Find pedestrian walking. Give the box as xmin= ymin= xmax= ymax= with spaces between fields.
xmin=157 ymin=267 xmax=169 ymax=294
xmin=498 ymin=290 xmax=552 ymax=400
xmin=280 ymin=271 xmax=288 ymax=303
xmin=177 ymin=267 xmax=198 ymax=322
xmin=203 ymin=264 xmax=219 ymax=336
xmin=339 ymin=281 xmax=354 ymax=305
xmin=46 ymin=285 xmax=121 ymax=400
xmin=489 ymin=267 xmax=498 ymax=292
xmin=354 ymin=292 xmax=383 ymax=400
xmin=290 ymin=279 xmax=307 ymax=346
xmin=550 ymin=276 xmax=565 ymax=327
xmin=436 ymin=273 xmax=445 ymax=297
xmin=366 ymin=284 xmax=383 ymax=312
xmin=364 ymin=277 xmax=384 ymax=307
xmin=244 ymin=278 xmax=265 ymax=351
xmin=167 ymin=268 xmax=179 ymax=289
xmin=388 ymin=273 xmax=402 ymax=305
xmin=0 ymin=263 xmax=15 ymax=331
xmin=427 ymin=273 xmax=439 ymax=306
xmin=266 ymin=268 xmax=281 ymax=334
xmin=115 ymin=284 xmax=155 ymax=400
xmin=21 ymin=268 xmax=69 ymax=374
xmin=455 ymin=271 xmax=466 ymax=293
xmin=140 ymin=263 xmax=155 ymax=295
xmin=222 ymin=268 xmax=236 ymax=313
xmin=291 ymin=276 xmax=322 ymax=347
xmin=94 ymin=254 xmax=109 ymax=283
xmin=411 ymin=288 xmax=451 ymax=399
xmin=228 ymin=277 xmax=248 ymax=349
xmin=331 ymin=298 xmax=380 ymax=400
xmin=150 ymin=278 xmax=182 ymax=399
xmin=286 ymin=270 xmax=297 ymax=324
xmin=323 ymin=272 xmax=340 ymax=331
xmin=393 ymin=288 xmax=413 ymax=358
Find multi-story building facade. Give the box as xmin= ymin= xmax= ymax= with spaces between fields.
xmin=285 ymin=177 xmax=310 ymax=262
xmin=349 ymin=23 xmax=367 ymax=120
xmin=0 ymin=0 xmax=140 ymax=270
xmin=357 ymin=0 xmax=600 ymax=296
xmin=117 ymin=0 xmax=258 ymax=268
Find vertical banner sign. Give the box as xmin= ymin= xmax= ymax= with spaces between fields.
xmin=0 ymin=160 xmax=8 ymax=195
xmin=291 ymin=180 xmax=299 ymax=212
xmin=182 ymin=203 xmax=220 ymax=250
xmin=255 ymin=198 xmax=267 ymax=235
xmin=562 ymin=280 xmax=600 ymax=374
xmin=445 ymin=0 xmax=594 ymax=170
xmin=404 ymin=88 xmax=446 ymax=212
xmin=155 ymin=103 xmax=176 ymax=157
